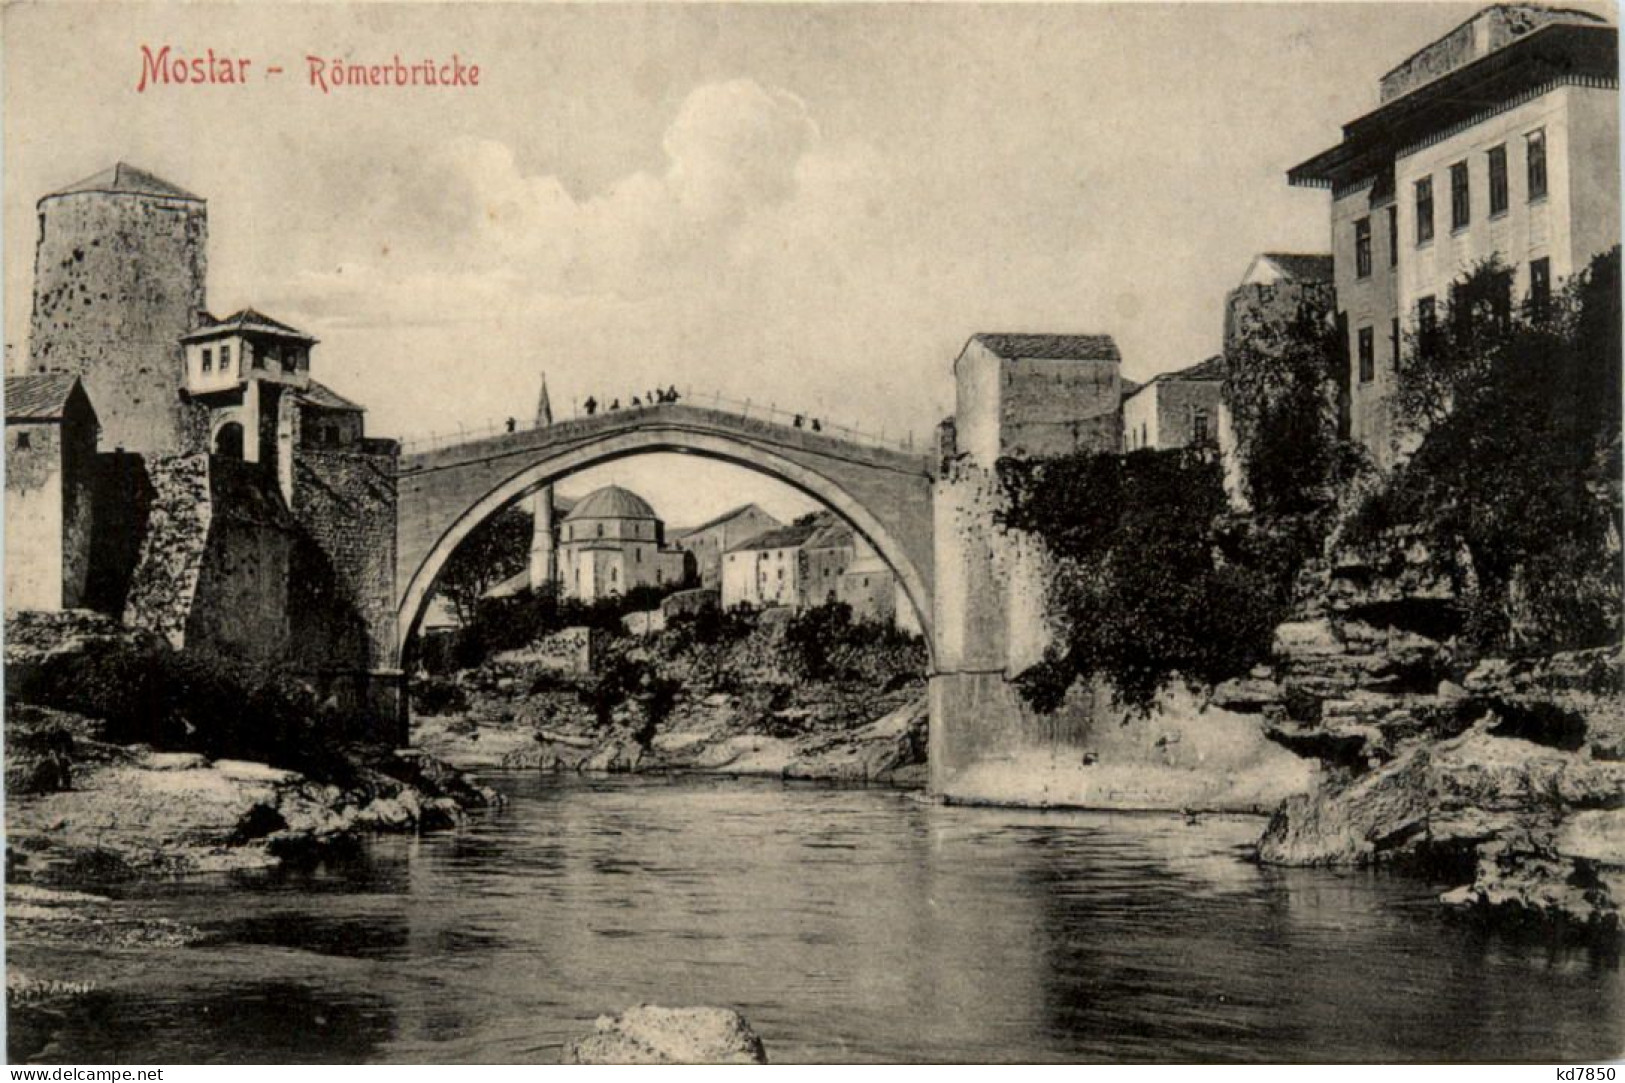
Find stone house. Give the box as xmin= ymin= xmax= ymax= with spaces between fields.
xmin=4 ymin=374 xmax=98 ymax=611
xmin=1121 ymin=355 xmax=1225 ymax=452
xmin=720 ymin=512 xmax=853 ymax=612
xmin=836 ymin=536 xmax=923 ymax=635
xmin=951 ymin=333 xmax=1123 ymax=463
xmin=669 ymin=503 xmax=782 ymax=590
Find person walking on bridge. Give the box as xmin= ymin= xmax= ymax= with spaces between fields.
xmin=666 ymin=384 xmax=680 ymax=403
xmin=584 ymin=396 xmax=597 ymax=416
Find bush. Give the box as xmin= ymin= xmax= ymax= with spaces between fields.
xmin=998 ymin=447 xmax=1295 ymax=714
xmin=426 ymin=582 xmax=690 ymax=671
xmin=778 ymin=600 xmax=926 ymax=685
xmin=24 ymin=637 xmax=359 ymax=783
xmin=411 ymin=676 xmax=469 ymax=716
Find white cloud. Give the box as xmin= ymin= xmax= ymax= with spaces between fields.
xmin=276 ymin=77 xmax=841 ymax=321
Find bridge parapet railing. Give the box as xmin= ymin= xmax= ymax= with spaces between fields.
xmin=397 ymin=387 xmax=919 ymax=455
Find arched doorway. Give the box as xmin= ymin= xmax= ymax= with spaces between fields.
xmin=213 ymin=421 xmax=244 ymax=459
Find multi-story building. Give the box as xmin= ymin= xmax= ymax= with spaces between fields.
xmin=670 ymin=503 xmax=782 ymax=590
xmin=1289 ymin=4 xmax=1618 ymax=467
xmin=1122 ymin=355 xmax=1225 ymax=451
xmin=720 ymin=511 xmax=853 ymax=611
xmin=557 ymin=485 xmax=692 ymax=602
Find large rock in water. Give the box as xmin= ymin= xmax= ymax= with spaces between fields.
xmin=564 ymin=1005 xmax=768 ymax=1064
xmin=1258 ymin=721 xmax=1625 ymax=934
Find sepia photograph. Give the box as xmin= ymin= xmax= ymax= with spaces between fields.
xmin=2 ymin=0 xmax=1621 ymax=1066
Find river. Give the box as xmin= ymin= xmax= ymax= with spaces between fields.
xmin=11 ymin=772 xmax=1622 ymax=1063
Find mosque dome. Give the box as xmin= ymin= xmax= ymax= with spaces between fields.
xmin=563 ymin=485 xmax=657 ymax=521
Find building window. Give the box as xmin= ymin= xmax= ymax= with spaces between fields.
xmin=202 ymin=348 xmax=213 ymax=372
xmin=1390 ymin=317 xmax=1401 ymax=372
xmin=220 ymin=343 xmax=232 ymax=370
xmin=1527 ymin=128 xmax=1548 ymax=201
xmin=1354 ymin=217 xmax=1372 ymax=279
xmin=1415 ymin=177 xmax=1434 ymax=244
xmin=1192 ymin=409 xmax=1210 ymax=445
xmin=596 ymin=524 xmax=604 ymax=538
xmin=282 ymin=349 xmax=296 ymax=373
xmin=1530 ymin=257 xmax=1552 ymax=319
xmin=16 ymin=432 xmax=30 ymax=450
xmin=1488 ymin=145 xmax=1509 ymax=215
xmin=252 ymin=345 xmax=264 ymax=369
xmin=1357 ymin=326 xmax=1375 ymax=384
xmin=1418 ymin=295 xmax=1438 ymax=359
xmin=1387 ymin=206 xmax=1399 ymax=268
xmin=1450 ymin=161 xmax=1470 ymax=230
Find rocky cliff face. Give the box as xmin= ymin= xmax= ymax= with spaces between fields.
xmin=1215 ymin=538 xmax=1624 ymax=936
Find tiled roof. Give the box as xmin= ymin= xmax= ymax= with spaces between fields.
xmin=6 ymin=374 xmax=87 ymax=421
xmin=182 ymin=308 xmax=316 ymax=343
xmin=730 ymin=518 xmax=824 ymax=553
xmin=1163 ymin=354 xmax=1227 ymax=382
xmin=673 ymin=503 xmax=772 ymax=539
xmin=46 ymin=162 xmax=201 ymax=203
xmin=729 ymin=512 xmax=849 ymax=553
xmin=297 ymin=379 xmax=365 ymax=413
xmin=805 ymin=519 xmax=853 ymax=550
xmin=1132 ymin=355 xmax=1227 ymax=393
xmin=971 ymin=333 xmax=1121 ymax=362
xmin=1261 ymin=254 xmax=1335 ymax=283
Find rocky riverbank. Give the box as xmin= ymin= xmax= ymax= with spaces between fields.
xmin=6 ymin=701 xmax=503 ymax=886
xmin=5 ymin=611 xmax=505 ymax=889
xmin=1218 ymin=538 xmax=1625 ymax=938
xmin=412 ymin=611 xmax=931 ymax=786
xmin=415 ymin=674 xmax=928 ymax=787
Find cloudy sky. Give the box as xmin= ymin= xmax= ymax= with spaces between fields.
xmin=2 ymin=1 xmax=1559 ymax=525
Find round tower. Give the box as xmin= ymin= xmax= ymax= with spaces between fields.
xmin=27 ymin=162 xmax=208 ymax=455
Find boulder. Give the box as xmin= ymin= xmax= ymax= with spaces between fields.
xmin=564 ymin=1005 xmax=768 ymax=1065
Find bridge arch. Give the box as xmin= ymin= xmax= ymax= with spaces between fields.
xmin=394 ymin=419 xmax=935 ymax=668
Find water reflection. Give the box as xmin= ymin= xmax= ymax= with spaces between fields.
xmin=11 ymin=774 xmax=1622 ymax=1063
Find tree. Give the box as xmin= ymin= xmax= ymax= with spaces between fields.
xmin=1348 ymin=248 xmax=1622 ymax=650
xmin=435 ymin=504 xmax=532 ymax=625
xmin=998 ymin=448 xmax=1286 ymax=714
xmin=1224 ymin=283 xmax=1362 ymax=515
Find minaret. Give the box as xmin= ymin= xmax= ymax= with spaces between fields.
xmin=528 ymin=374 xmax=557 ymax=591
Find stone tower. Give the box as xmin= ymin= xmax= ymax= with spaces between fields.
xmin=527 ymin=373 xmax=557 ymax=591
xmin=27 ymin=163 xmax=208 ymax=455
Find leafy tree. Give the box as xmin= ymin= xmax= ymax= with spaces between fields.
xmin=998 ymin=448 xmax=1287 ymax=714
xmin=1347 ymin=248 xmax=1622 ymax=650
xmin=1224 ymin=284 xmax=1364 ymax=515
xmin=435 ymin=504 xmax=532 ymax=625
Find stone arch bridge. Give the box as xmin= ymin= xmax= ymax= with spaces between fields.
xmin=393 ymin=403 xmax=936 ymax=663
